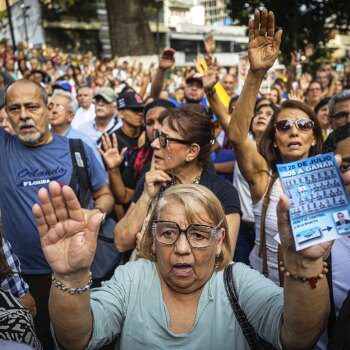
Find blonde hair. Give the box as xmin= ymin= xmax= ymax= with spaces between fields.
xmin=140 ymin=184 xmax=232 ymax=270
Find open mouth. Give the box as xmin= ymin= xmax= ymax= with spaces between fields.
xmin=287 ymin=141 xmax=302 ymax=149
xmin=172 ymin=263 xmax=193 ymax=277
xmin=20 ymin=125 xmax=35 ymax=132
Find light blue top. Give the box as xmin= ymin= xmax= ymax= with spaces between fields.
xmin=63 ymin=126 xmax=105 ymax=169
xmin=87 ymin=259 xmax=283 ymax=350
xmin=79 ymin=116 xmax=122 ymax=146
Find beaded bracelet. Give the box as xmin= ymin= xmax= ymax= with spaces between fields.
xmin=279 ymin=261 xmax=328 ymax=289
xmin=51 ymin=272 xmax=93 ymax=295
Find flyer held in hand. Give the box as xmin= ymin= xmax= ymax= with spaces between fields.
xmin=277 ymin=153 xmax=350 ymax=251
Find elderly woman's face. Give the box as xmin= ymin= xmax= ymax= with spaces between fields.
xmin=274 ymin=108 xmax=316 ymax=163
xmin=154 ymin=202 xmax=224 ymax=293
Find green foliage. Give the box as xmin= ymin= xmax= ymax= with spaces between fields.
xmin=228 ymin=0 xmax=350 ymax=64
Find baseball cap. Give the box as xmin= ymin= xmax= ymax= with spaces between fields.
xmin=186 ymin=74 xmax=203 ymax=87
xmin=52 ymin=80 xmax=72 ymax=92
xmin=117 ymin=92 xmax=144 ymax=111
xmin=94 ymin=87 xmax=117 ymax=104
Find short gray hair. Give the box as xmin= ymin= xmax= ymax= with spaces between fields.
xmin=329 ymin=89 xmax=350 ymax=117
xmin=52 ymin=89 xmax=78 ymax=114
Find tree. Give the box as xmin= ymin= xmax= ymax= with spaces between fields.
xmin=105 ymin=0 xmax=157 ymax=56
xmin=228 ymin=0 xmax=350 ymax=64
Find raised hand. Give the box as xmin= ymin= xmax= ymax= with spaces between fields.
xmin=288 ymin=88 xmax=305 ymax=103
xmin=97 ymin=133 xmax=127 ymax=171
xmin=248 ymin=9 xmax=282 ymax=72
xmin=202 ymin=54 xmax=219 ymax=89
xmin=204 ymin=32 xmax=216 ymax=55
xmin=159 ymin=48 xmax=175 ymax=70
xmin=32 ymin=181 xmax=104 ymax=276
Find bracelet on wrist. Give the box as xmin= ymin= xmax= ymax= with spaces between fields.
xmin=204 ymin=86 xmax=216 ymax=97
xmin=52 ymin=272 xmax=93 ymax=295
xmin=279 ymin=261 xmax=328 ymax=289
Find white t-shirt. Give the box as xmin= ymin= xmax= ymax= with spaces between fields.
xmin=72 ymin=104 xmax=96 ymax=129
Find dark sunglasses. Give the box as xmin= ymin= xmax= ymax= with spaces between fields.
xmin=274 ymin=119 xmax=314 ymax=133
xmin=331 ymin=111 xmax=350 ymax=120
xmin=152 ymin=129 xmax=191 ymax=148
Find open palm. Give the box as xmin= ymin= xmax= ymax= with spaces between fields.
xmin=248 ymin=9 xmax=282 ymax=72
xmin=32 ymin=181 xmax=104 ymax=275
xmin=97 ymin=133 xmax=126 ymax=170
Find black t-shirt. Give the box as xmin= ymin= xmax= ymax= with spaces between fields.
xmin=132 ymin=168 xmax=242 ymax=216
xmin=112 ymin=128 xmax=139 ymax=173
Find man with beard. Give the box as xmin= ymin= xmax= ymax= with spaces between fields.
xmin=79 ymin=87 xmax=122 ymax=146
xmin=151 ymin=48 xmax=206 ymax=105
xmin=0 ymin=79 xmax=114 ymax=348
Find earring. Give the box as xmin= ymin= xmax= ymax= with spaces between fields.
xmin=312 ymin=141 xmax=316 ymax=146
xmin=168 ymin=153 xmax=172 ymax=161
xmin=273 ymin=143 xmax=277 ymax=148
xmin=185 ymin=158 xmax=190 ymax=164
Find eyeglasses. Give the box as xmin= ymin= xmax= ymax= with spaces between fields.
xmin=152 ymin=220 xmax=222 ymax=248
xmin=331 ymin=111 xmax=350 ymax=120
xmin=274 ymin=119 xmax=314 ymax=133
xmin=48 ymin=103 xmax=66 ymax=112
xmin=153 ymin=129 xmax=191 ymax=148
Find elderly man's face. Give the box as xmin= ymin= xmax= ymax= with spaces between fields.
xmin=331 ymin=99 xmax=350 ymax=130
xmin=77 ymin=88 xmax=93 ymax=109
xmin=95 ymin=96 xmax=115 ymax=120
xmin=48 ymin=95 xmax=73 ymax=128
xmin=154 ymin=202 xmax=224 ymax=294
xmin=6 ymin=82 xmax=50 ymax=146
xmin=222 ymin=75 xmax=236 ymax=96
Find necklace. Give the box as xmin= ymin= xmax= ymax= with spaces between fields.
xmin=170 ymin=168 xmax=203 ymax=186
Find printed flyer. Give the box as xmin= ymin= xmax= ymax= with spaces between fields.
xmin=277 ymin=153 xmax=350 ymax=251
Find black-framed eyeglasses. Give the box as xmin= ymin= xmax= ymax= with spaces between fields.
xmin=152 ymin=129 xmax=191 ymax=148
xmin=274 ymin=119 xmax=314 ymax=133
xmin=331 ymin=111 xmax=350 ymax=120
xmin=152 ymin=220 xmax=222 ymax=249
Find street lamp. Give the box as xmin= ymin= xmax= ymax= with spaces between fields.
xmin=5 ymin=0 xmax=16 ymax=51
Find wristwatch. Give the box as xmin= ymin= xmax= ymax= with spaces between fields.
xmin=204 ymin=86 xmax=216 ymax=97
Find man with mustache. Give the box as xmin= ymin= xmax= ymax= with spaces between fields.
xmin=79 ymin=87 xmax=122 ymax=146
xmin=0 ymin=79 xmax=114 ymax=349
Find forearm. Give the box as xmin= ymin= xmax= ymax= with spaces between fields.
xmin=114 ymin=193 xmax=152 ymax=252
xmin=214 ymin=161 xmax=235 ymax=175
xmin=151 ymin=67 xmax=165 ymax=98
xmin=139 ymin=77 xmax=150 ymax=99
xmin=108 ymin=167 xmax=129 ymax=204
xmin=280 ymin=256 xmax=330 ymax=349
xmin=94 ymin=192 xmax=114 ymax=214
xmin=18 ymin=292 xmax=37 ymax=316
xmin=207 ymin=92 xmax=231 ymax=133
xmin=228 ymin=69 xmax=265 ymax=145
xmin=49 ymin=272 xmax=93 ymax=350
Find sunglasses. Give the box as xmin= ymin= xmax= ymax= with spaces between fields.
xmin=331 ymin=111 xmax=350 ymax=120
xmin=153 ymin=129 xmax=191 ymax=148
xmin=274 ymin=119 xmax=314 ymax=133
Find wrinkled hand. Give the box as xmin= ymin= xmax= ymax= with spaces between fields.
xmin=248 ymin=9 xmax=282 ymax=72
xmin=204 ymin=32 xmax=216 ymax=55
xmin=159 ymin=48 xmax=175 ymax=70
xmin=288 ymin=88 xmax=305 ymax=103
xmin=32 ymin=182 xmax=104 ymax=276
xmin=202 ymin=54 xmax=219 ymax=89
xmin=97 ymin=133 xmax=127 ymax=171
xmin=144 ymin=156 xmax=171 ymax=199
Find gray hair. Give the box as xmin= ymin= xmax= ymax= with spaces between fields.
xmin=77 ymin=86 xmax=93 ymax=96
xmin=52 ymin=89 xmax=78 ymax=114
xmin=329 ymin=89 xmax=350 ymax=117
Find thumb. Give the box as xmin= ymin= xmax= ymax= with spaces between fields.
xmin=85 ymin=212 xmax=105 ymax=247
xmin=120 ymin=147 xmax=128 ymax=159
xmin=277 ymin=194 xmax=293 ymax=245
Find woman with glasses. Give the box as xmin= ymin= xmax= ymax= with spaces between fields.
xmin=32 ymin=181 xmax=333 ymax=349
xmin=114 ymin=103 xmax=241 ymax=256
xmin=204 ymin=9 xmax=323 ymax=284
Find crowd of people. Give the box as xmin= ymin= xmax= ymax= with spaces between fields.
xmin=0 ymin=7 xmax=350 ymax=350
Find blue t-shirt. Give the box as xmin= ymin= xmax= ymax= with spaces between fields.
xmin=0 ymin=129 xmax=107 ymax=274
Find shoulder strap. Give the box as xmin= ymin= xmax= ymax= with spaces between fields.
xmin=258 ymin=173 xmax=278 ymax=278
xmin=223 ymin=264 xmax=263 ymax=349
xmin=68 ymin=138 xmax=93 ymax=208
